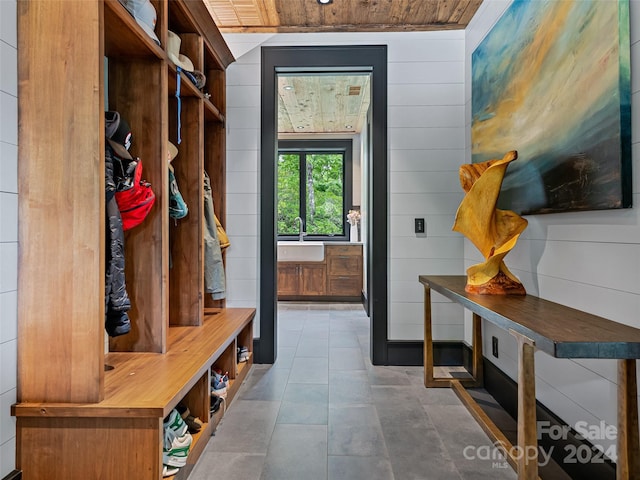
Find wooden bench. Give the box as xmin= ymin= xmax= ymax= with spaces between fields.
xmin=13 ymin=308 xmax=255 ymax=479
xmin=419 ymin=275 xmax=640 ymax=480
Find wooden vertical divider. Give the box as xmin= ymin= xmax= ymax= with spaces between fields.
xmin=17 ymin=0 xmax=105 ymax=403
xmin=108 ymin=59 xmax=169 ymax=353
xmin=169 ymin=94 xmax=205 ymax=326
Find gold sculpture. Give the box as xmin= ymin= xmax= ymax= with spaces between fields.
xmin=453 ymin=150 xmax=527 ymax=295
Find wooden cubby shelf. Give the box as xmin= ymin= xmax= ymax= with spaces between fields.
xmin=15 ymin=1 xmax=246 ymax=479
xmin=13 ymin=309 xmax=255 ymax=477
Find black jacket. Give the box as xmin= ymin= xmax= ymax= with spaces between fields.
xmin=105 ymin=145 xmax=131 ymax=336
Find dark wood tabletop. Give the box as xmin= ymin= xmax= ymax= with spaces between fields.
xmin=419 ymin=275 xmax=640 ymax=359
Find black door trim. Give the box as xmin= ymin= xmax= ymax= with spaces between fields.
xmin=258 ymin=45 xmax=388 ymax=365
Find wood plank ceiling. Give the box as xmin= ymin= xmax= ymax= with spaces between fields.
xmin=204 ymin=0 xmax=483 ymax=134
xmin=205 ymin=0 xmax=483 ymax=33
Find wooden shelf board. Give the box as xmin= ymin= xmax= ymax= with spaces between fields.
xmin=104 ymin=0 xmax=164 ymax=59
xmin=14 ymin=308 xmax=255 ymax=418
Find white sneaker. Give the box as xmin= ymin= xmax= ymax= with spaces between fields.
xmin=163 ymin=428 xmax=192 ymax=468
xmin=162 ymin=464 xmax=180 ymax=477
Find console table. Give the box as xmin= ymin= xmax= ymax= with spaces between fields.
xmin=419 ymin=275 xmax=640 ymax=480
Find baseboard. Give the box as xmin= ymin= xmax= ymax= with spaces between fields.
xmin=386 ymin=340 xmax=463 ymax=366
xmin=481 ymin=355 xmax=616 ymax=480
xmin=1 ymin=470 xmax=21 ymax=480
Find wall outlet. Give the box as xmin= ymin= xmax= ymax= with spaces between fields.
xmin=492 ymin=336 xmax=499 ymax=358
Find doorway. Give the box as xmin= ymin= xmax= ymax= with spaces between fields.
xmin=258 ymin=45 xmax=388 ymax=365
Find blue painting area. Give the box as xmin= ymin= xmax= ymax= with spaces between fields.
xmin=471 ymin=0 xmax=632 ymax=215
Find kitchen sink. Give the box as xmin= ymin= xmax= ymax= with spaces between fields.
xmin=277 ymin=241 xmax=325 ymax=262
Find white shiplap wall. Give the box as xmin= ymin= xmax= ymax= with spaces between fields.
xmin=0 ymin=0 xmax=17 ymax=476
xmin=465 ymin=0 xmax=640 ymax=458
xmin=223 ymin=31 xmax=467 ymax=340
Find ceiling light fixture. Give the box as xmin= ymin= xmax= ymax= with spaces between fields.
xmin=345 ymin=125 xmax=353 ymax=129
xmin=317 ymin=0 xmax=333 ymax=4
xmin=283 ymin=85 xmax=293 ymax=90
xmin=297 ymin=126 xmax=305 ymax=129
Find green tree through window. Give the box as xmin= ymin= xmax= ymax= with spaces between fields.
xmin=277 ymin=140 xmax=352 ymax=240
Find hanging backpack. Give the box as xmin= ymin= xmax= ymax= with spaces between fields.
xmin=115 ymin=158 xmax=155 ymax=230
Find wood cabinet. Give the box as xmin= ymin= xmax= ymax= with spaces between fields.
xmin=326 ymin=244 xmax=363 ymax=298
xmin=14 ymin=1 xmax=252 ymax=479
xmin=277 ymin=244 xmax=362 ymax=301
xmin=277 ymin=262 xmax=327 ymax=297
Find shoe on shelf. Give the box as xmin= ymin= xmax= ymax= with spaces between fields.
xmin=212 ymin=376 xmax=227 ymax=389
xmin=163 ymin=408 xmax=188 ymax=437
xmin=176 ymin=404 xmax=190 ymax=420
xmin=163 ymin=428 xmax=192 ymax=468
xmin=184 ymin=414 xmax=203 ymax=433
xmin=212 ymin=368 xmax=229 ymax=388
xmin=162 ymin=464 xmax=180 ymax=477
xmin=210 ymin=394 xmax=224 ymax=415
xmin=211 ymin=384 xmax=227 ymax=399
xmin=237 ymin=346 xmax=249 ymax=362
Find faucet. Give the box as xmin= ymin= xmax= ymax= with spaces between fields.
xmin=294 ymin=216 xmax=306 ymax=242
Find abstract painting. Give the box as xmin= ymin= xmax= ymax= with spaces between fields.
xmin=472 ymin=0 xmax=631 ymax=215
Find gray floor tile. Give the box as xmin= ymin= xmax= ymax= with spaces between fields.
xmin=272 ymin=346 xmax=296 ymax=369
xmin=282 ymin=383 xmax=328 ymax=404
xmin=209 ymin=400 xmax=280 ymax=454
xmin=368 ymin=366 xmax=412 ymax=385
xmin=296 ymin=337 xmax=329 ymax=357
xmin=278 ymin=329 xmax=301 ymax=347
xmin=329 ymin=370 xmax=372 ymax=404
xmin=277 ymin=379 xmax=329 ymax=427
xmin=329 ymin=405 xmax=388 ymax=456
xmin=277 ymin=400 xmax=328 ymax=425
xmin=189 ymin=452 xmax=265 ymax=480
xmin=328 ymin=455 xmax=395 ymax=480
xmin=301 ymin=327 xmax=330 ymax=340
xmin=260 ymin=424 xmax=328 ymax=480
xmin=382 ymin=422 xmax=462 ymax=480
xmin=289 ymin=356 xmax=329 ymax=384
xmin=329 ymin=332 xmax=361 ymax=348
xmin=329 ymin=347 xmax=367 ymax=370
xmin=240 ymin=367 xmax=290 ymax=401
xmin=372 ymin=385 xmax=434 ymax=428
xmin=414 ymin=385 xmax=463 ymax=405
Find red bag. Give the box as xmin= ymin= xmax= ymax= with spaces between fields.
xmin=115 ymin=159 xmax=155 ymax=230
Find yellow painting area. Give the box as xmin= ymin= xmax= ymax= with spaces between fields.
xmin=453 ymin=151 xmax=527 ymax=295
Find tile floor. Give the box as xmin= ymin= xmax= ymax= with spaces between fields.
xmin=189 ymin=303 xmax=517 ymax=480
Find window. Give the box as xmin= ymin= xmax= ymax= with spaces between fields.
xmin=277 ymin=139 xmax=352 ymax=241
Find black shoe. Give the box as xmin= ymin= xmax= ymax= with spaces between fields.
xmin=105 ymin=311 xmax=131 ymax=337
xmin=210 ymin=395 xmax=223 ymax=415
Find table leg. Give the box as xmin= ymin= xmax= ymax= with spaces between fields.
xmin=617 ymin=359 xmax=640 ymax=480
xmin=510 ymin=329 xmax=538 ymax=480
xmin=472 ymin=313 xmax=484 ymax=386
xmin=424 ymin=285 xmax=434 ymax=386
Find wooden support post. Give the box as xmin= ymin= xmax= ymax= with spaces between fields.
xmin=423 ymin=282 xmax=483 ymax=388
xmin=424 ymin=284 xmax=434 ymax=387
xmin=617 ymin=359 xmax=640 ymax=480
xmin=510 ymin=329 xmax=538 ymax=480
xmin=472 ymin=313 xmax=484 ymax=386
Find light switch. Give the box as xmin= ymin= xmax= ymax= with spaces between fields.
xmin=415 ymin=218 xmax=425 ymax=234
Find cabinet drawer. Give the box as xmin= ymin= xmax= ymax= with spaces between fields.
xmin=328 ymin=255 xmax=362 ymax=275
xmin=328 ymin=276 xmax=362 ymax=296
xmin=326 ymin=244 xmax=362 ymax=256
